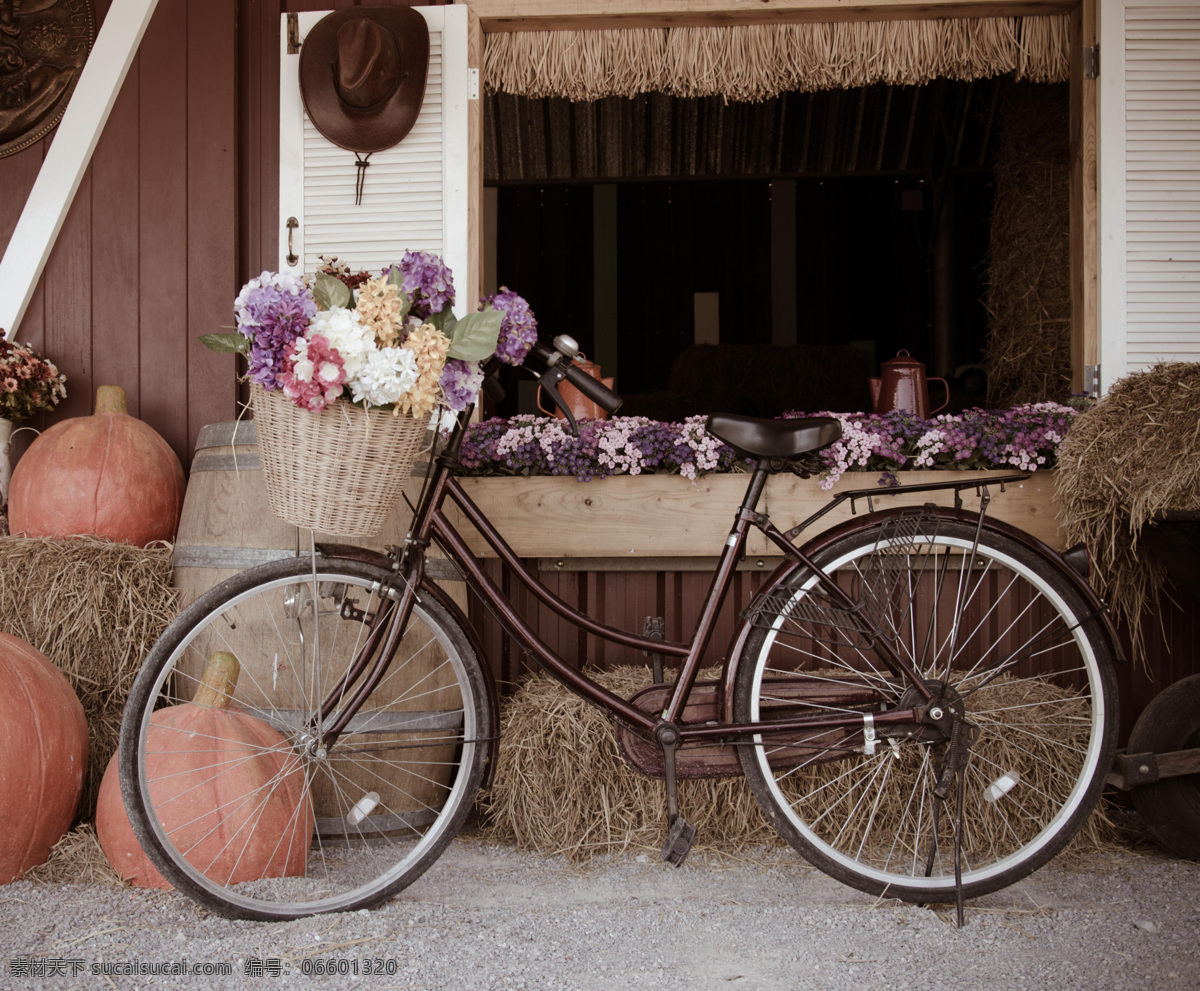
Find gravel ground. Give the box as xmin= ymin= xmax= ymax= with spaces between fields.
xmin=2 ymin=832 xmax=1196 ymax=991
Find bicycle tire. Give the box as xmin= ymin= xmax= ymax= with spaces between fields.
xmin=1127 ymin=674 xmax=1200 ymax=860
xmin=118 ymin=556 xmax=492 ymax=920
xmin=733 ymin=512 xmax=1118 ymax=901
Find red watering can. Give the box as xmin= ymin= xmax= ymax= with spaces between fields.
xmin=869 ymin=351 xmax=949 ymax=418
xmin=537 ymin=353 xmax=615 ymax=421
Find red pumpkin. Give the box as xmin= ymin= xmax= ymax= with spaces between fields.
xmin=96 ymin=651 xmax=313 ymax=889
xmin=0 ymin=632 xmax=88 ymax=883
xmin=8 ymin=385 xmax=185 ymax=546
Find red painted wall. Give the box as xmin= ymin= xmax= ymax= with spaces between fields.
xmin=0 ymin=0 xmax=238 ymax=468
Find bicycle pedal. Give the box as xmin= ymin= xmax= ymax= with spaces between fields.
xmin=660 ymin=817 xmax=697 ymax=867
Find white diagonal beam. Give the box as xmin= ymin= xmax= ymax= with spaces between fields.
xmin=0 ymin=0 xmax=161 ymax=340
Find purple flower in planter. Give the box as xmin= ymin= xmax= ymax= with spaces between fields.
xmin=459 ymin=414 xmax=737 ymax=481
xmin=783 ymin=403 xmax=1079 ymax=487
xmin=481 ymin=287 xmax=537 ymax=366
xmin=393 ymin=251 xmax=455 ymax=319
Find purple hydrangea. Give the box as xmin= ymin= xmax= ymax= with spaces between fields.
xmin=233 ymin=272 xmax=317 ymax=390
xmin=482 ymin=287 xmax=537 ymax=365
xmin=393 ymin=251 xmax=455 ymax=320
xmin=441 ymin=358 xmax=485 ymax=412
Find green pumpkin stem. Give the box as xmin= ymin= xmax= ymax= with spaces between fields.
xmin=192 ymin=651 xmax=240 ymax=709
xmin=94 ymin=385 xmax=128 ymax=415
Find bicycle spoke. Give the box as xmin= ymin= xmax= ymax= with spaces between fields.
xmin=124 ymin=560 xmax=488 ymax=919
xmin=736 ymin=515 xmax=1115 ymax=901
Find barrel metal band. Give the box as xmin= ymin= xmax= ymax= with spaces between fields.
xmin=172 ymin=545 xmax=463 ymax=581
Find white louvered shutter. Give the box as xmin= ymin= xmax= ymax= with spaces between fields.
xmin=1099 ymin=0 xmax=1200 ymax=390
xmin=278 ymin=7 xmax=469 ymax=291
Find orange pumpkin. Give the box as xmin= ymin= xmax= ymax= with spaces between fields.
xmin=8 ymin=385 xmax=185 ymax=546
xmin=0 ymin=632 xmax=88 ymax=884
xmin=96 ymin=651 xmax=313 ymax=890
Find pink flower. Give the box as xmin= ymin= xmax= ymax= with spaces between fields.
xmin=281 ymin=333 xmax=347 ymax=412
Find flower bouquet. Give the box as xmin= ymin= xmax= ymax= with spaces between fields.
xmin=0 ymin=336 xmax=66 ymax=516
xmin=203 ymin=252 xmax=536 ymax=535
xmin=0 ymin=337 xmax=67 ymax=422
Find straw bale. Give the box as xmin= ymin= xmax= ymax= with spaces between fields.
xmin=21 ymin=825 xmax=128 ymax=888
xmin=481 ymin=667 xmax=778 ymax=860
xmin=0 ymin=537 xmax=178 ymax=819
xmin=983 ymin=82 xmax=1072 ymax=406
xmin=484 ymin=16 xmax=1070 ymax=102
xmin=1055 ymin=363 xmax=1200 ymax=661
xmin=483 ymin=666 xmax=1113 ymax=863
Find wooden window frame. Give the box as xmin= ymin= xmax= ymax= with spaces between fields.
xmin=463 ymin=0 xmax=1098 ymax=393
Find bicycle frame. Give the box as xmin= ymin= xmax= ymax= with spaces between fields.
xmin=314 ymin=406 xmax=1038 ymax=752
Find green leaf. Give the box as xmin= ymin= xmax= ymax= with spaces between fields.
xmin=199 ymin=333 xmax=249 ymax=355
xmin=425 ymin=308 xmax=458 ymax=335
xmin=447 ymin=310 xmax=502 ymax=361
xmin=313 ymin=271 xmax=352 ymax=311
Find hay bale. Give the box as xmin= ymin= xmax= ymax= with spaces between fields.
xmin=1055 ymin=363 xmax=1200 ymax=660
xmin=482 ymin=667 xmax=778 ymax=860
xmin=482 ymin=666 xmax=1113 ymax=863
xmin=21 ymin=825 xmax=128 ymax=888
xmin=0 ymin=537 xmax=178 ymax=819
xmin=983 ymin=82 xmax=1072 ymax=406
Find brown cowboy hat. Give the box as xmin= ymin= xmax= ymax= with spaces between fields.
xmin=299 ymin=7 xmax=429 ymax=154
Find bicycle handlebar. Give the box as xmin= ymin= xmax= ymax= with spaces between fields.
xmin=528 ymin=340 xmax=623 ymax=416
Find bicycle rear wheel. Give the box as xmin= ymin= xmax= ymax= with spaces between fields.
xmin=118 ymin=557 xmax=492 ymax=920
xmin=734 ymin=512 xmax=1118 ymax=901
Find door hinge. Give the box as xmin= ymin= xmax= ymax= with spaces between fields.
xmin=468 ymin=67 xmax=480 ymax=101
xmin=287 ymin=13 xmax=301 ymax=55
xmin=1085 ymin=364 xmax=1101 ymax=398
xmin=1083 ymin=45 xmax=1099 ymax=80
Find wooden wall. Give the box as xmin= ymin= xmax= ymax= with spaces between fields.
xmin=0 ymin=0 xmax=238 ymax=467
xmin=470 ymin=559 xmax=1200 ymax=743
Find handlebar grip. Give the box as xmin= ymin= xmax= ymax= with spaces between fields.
xmin=528 ymin=342 xmax=624 ymax=415
xmin=563 ymin=361 xmax=623 ymax=415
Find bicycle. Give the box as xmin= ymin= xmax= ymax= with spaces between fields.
xmin=117 ymin=336 xmax=1120 ymax=921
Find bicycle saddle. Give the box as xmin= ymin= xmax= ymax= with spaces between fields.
xmin=705 ymin=413 xmax=841 ymax=459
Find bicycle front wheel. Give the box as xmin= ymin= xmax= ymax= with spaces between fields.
xmin=118 ymin=557 xmax=492 ymax=920
xmin=734 ymin=513 xmax=1118 ymax=901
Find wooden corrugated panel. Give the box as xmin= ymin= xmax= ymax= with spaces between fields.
xmin=1123 ymin=4 xmax=1200 ymax=368
xmin=301 ymin=31 xmax=447 ymax=273
xmin=484 ymin=79 xmax=1003 ymax=182
xmin=468 ymin=560 xmax=769 ymax=686
xmin=0 ymin=0 xmax=237 ymax=465
xmin=467 ymin=558 xmax=1200 ymax=744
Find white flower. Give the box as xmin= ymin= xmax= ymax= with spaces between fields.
xmin=308 ymin=307 xmax=374 ymax=384
xmin=289 ymin=338 xmax=315 ymax=382
xmin=351 ymin=347 xmax=419 ymax=407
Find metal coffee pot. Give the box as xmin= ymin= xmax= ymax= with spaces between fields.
xmin=869 ymin=350 xmax=949 ymax=418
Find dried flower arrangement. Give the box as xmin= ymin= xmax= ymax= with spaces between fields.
xmin=0 ymin=337 xmax=67 ymax=421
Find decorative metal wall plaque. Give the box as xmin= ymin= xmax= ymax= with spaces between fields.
xmin=0 ymin=0 xmax=95 ymax=158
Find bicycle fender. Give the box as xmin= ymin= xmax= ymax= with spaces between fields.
xmin=718 ymin=504 xmax=1125 ymax=723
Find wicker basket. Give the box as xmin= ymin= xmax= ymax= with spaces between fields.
xmin=251 ymin=386 xmax=429 ymax=536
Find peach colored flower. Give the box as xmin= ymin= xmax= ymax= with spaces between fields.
xmin=355 ymin=277 xmax=405 ymax=347
xmin=398 ymin=323 xmax=449 ymax=418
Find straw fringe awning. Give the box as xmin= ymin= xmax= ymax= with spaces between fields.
xmin=485 ymin=16 xmax=1070 ymax=102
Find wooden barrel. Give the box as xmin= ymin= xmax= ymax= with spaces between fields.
xmin=175 ymin=421 xmax=461 ymax=605
xmin=174 ymin=421 xmax=464 ymax=833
